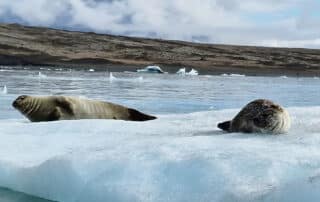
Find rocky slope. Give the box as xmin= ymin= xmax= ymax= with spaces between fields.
xmin=1 ymin=23 xmax=320 ymax=76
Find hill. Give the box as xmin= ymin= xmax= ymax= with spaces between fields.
xmin=1 ymin=23 xmax=320 ymax=76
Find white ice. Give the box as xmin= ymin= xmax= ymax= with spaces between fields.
xmin=176 ymin=68 xmax=186 ymax=75
xmin=1 ymin=107 xmax=320 ymax=202
xmin=38 ymin=72 xmax=47 ymax=79
xmin=109 ymin=72 xmax=117 ymax=82
xmin=2 ymin=85 xmax=7 ymax=94
xmin=221 ymin=73 xmax=245 ymax=77
xmin=186 ymin=68 xmax=199 ymax=76
xmin=176 ymin=68 xmax=198 ymax=76
xmin=137 ymin=66 xmax=165 ymax=74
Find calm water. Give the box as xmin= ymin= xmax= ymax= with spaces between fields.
xmin=1 ymin=66 xmax=320 ymax=201
xmin=0 ymin=67 xmax=319 ymax=120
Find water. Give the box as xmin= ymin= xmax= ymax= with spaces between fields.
xmin=0 ymin=187 xmax=55 ymax=202
xmin=0 ymin=67 xmax=319 ymax=119
xmin=1 ymin=66 xmax=320 ymax=202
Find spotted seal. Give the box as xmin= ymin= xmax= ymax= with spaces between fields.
xmin=217 ymin=99 xmax=291 ymax=134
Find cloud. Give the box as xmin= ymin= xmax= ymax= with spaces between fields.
xmin=261 ymin=38 xmax=320 ymax=49
xmin=0 ymin=0 xmax=70 ymax=25
xmin=0 ymin=0 xmax=319 ymax=48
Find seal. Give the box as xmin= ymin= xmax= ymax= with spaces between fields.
xmin=12 ymin=95 xmax=157 ymax=122
xmin=217 ymin=99 xmax=291 ymax=134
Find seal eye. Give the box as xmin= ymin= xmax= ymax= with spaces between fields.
xmin=17 ymin=95 xmax=27 ymax=101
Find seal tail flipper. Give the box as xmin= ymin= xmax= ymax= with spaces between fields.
xmin=128 ymin=108 xmax=157 ymax=121
xmin=217 ymin=121 xmax=231 ymax=132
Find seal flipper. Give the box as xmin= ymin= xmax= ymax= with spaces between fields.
xmin=47 ymin=107 xmax=61 ymax=121
xmin=55 ymin=97 xmax=75 ymax=116
xmin=127 ymin=108 xmax=157 ymax=121
xmin=217 ymin=121 xmax=231 ymax=132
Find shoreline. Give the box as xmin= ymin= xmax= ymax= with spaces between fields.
xmin=0 ymin=23 xmax=320 ymax=77
xmin=1 ymin=64 xmax=319 ymax=78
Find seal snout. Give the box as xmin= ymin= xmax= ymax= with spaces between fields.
xmin=12 ymin=100 xmax=18 ymax=108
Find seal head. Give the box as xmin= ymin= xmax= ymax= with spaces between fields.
xmin=12 ymin=95 xmax=66 ymax=122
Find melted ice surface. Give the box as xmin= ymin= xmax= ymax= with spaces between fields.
xmin=1 ymin=67 xmax=320 ymax=202
xmin=1 ymin=108 xmax=320 ymax=202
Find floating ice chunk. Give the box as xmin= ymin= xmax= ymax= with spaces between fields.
xmin=109 ymin=72 xmax=116 ymax=82
xmin=176 ymin=68 xmax=186 ymax=75
xmin=1 ymin=85 xmax=7 ymax=94
xmin=221 ymin=73 xmax=245 ymax=77
xmin=176 ymin=68 xmax=198 ymax=76
xmin=38 ymin=72 xmax=47 ymax=78
xmin=230 ymin=73 xmax=245 ymax=77
xmin=137 ymin=65 xmax=165 ymax=74
xmin=280 ymin=75 xmax=288 ymax=79
xmin=0 ymin=69 xmax=14 ymax=72
xmin=186 ymin=68 xmax=199 ymax=76
xmin=40 ymin=67 xmax=51 ymax=71
xmin=89 ymin=69 xmax=95 ymax=72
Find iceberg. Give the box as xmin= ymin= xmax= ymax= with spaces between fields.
xmin=137 ymin=66 xmax=165 ymax=74
xmin=186 ymin=68 xmax=199 ymax=76
xmin=176 ymin=68 xmax=198 ymax=76
xmin=1 ymin=107 xmax=320 ymax=202
xmin=176 ymin=68 xmax=186 ymax=75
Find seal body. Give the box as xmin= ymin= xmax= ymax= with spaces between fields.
xmin=217 ymin=99 xmax=291 ymax=134
xmin=12 ymin=95 xmax=157 ymax=122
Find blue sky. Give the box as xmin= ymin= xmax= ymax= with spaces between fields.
xmin=0 ymin=0 xmax=319 ymax=48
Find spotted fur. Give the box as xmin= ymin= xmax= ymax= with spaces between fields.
xmin=218 ymin=99 xmax=291 ymax=134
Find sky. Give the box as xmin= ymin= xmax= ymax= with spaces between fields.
xmin=0 ymin=0 xmax=319 ymax=48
